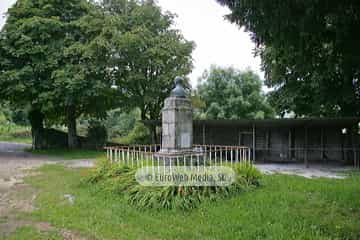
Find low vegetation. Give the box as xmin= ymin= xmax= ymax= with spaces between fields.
xmin=112 ymin=121 xmax=151 ymax=145
xmin=84 ymin=159 xmax=261 ymax=210
xmin=6 ymin=227 xmax=62 ymax=240
xmin=0 ymin=123 xmax=32 ymax=144
xmin=4 ymin=164 xmax=358 ymax=239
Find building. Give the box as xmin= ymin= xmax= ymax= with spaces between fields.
xmin=144 ymin=118 xmax=360 ymax=167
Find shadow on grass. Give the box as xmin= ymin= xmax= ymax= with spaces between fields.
xmin=27 ymin=149 xmax=105 ymax=160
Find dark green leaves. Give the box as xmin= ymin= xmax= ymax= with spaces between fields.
xmin=218 ymin=0 xmax=360 ymax=117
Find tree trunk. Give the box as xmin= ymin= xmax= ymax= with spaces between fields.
xmin=141 ymin=109 xmax=147 ymax=121
xmin=149 ymin=111 xmax=159 ymax=144
xmin=151 ymin=125 xmax=158 ymax=144
xmin=28 ymin=109 xmax=45 ymax=150
xmin=67 ymin=105 xmax=78 ymax=149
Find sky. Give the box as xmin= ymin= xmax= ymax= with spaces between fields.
xmin=0 ymin=0 xmax=263 ymax=87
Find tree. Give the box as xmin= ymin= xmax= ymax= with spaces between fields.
xmin=105 ymin=0 xmax=194 ymax=121
xmin=217 ymin=0 xmax=360 ymax=117
xmin=0 ymin=0 xmax=69 ymax=148
xmin=196 ymin=66 xmax=275 ymax=120
xmin=49 ymin=3 xmax=116 ymax=148
xmin=0 ymin=0 xmax=114 ymax=148
xmin=0 ymin=0 xmax=193 ymax=149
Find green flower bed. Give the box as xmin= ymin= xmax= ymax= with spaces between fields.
xmin=84 ymin=158 xmax=262 ymax=210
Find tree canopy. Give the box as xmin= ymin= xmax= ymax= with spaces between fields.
xmin=0 ymin=0 xmax=194 ymax=149
xmin=0 ymin=0 xmax=109 ymax=148
xmin=195 ymin=66 xmax=275 ymax=120
xmin=217 ymin=0 xmax=360 ymax=117
xmin=105 ymin=0 xmax=194 ymax=120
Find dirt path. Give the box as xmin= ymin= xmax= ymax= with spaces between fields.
xmin=0 ymin=142 xmax=94 ymax=239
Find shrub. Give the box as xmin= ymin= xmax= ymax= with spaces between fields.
xmin=10 ymin=130 xmax=31 ymax=138
xmin=115 ymin=121 xmax=151 ymax=145
xmin=10 ymin=109 xmax=29 ymax=126
xmin=233 ymin=163 xmax=262 ymax=187
xmin=0 ymin=104 xmax=29 ymax=126
xmin=105 ymin=109 xmax=137 ymax=139
xmin=87 ymin=121 xmax=108 ymax=149
xmin=85 ymin=160 xmax=262 ymax=211
xmin=127 ymin=185 xmax=241 ymax=211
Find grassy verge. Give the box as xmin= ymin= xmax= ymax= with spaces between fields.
xmin=6 ymin=165 xmax=360 ymax=240
xmin=28 ymin=149 xmax=105 ymax=160
xmin=6 ymin=226 xmax=62 ymax=240
xmin=0 ymin=124 xmax=32 ymax=144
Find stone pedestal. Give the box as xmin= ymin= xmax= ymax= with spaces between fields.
xmin=160 ymin=96 xmax=193 ymax=154
xmin=154 ymin=76 xmax=199 ymax=165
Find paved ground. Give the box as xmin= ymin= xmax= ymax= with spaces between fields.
xmin=256 ymin=163 xmax=352 ymax=179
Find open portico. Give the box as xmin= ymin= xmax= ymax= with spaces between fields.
xmin=144 ymin=118 xmax=360 ymax=168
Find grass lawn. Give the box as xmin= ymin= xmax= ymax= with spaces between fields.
xmin=28 ymin=149 xmax=105 ymax=160
xmin=6 ymin=165 xmax=360 ymax=240
xmin=6 ymin=226 xmax=62 ymax=240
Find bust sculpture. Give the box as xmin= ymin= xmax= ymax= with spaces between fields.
xmin=170 ymin=76 xmax=187 ymax=98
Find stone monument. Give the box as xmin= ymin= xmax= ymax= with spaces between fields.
xmin=159 ymin=76 xmax=193 ymax=155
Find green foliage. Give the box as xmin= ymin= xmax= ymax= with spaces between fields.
xmin=0 ymin=123 xmax=32 ymax=144
xmin=86 ymin=120 xmax=108 ymax=149
xmin=85 ymin=160 xmax=261 ymax=210
xmin=218 ymin=0 xmax=360 ymax=117
xmin=233 ymin=163 xmax=262 ymax=187
xmin=104 ymin=0 xmax=195 ymax=120
xmin=0 ymin=0 xmax=109 ymax=116
xmin=105 ymin=108 xmax=138 ymax=139
xmin=0 ymin=110 xmax=7 ymax=125
xmin=114 ymin=121 xmax=151 ymax=145
xmin=0 ymin=0 xmax=194 ymax=149
xmin=190 ymin=93 xmax=207 ymax=120
xmin=196 ymin=66 xmax=275 ymax=119
xmin=84 ymin=157 xmax=132 ymax=184
xmin=0 ymin=0 xmax=117 ymax=149
xmin=23 ymin=164 xmax=360 ymax=239
xmin=0 ymin=103 xmax=29 ymax=125
xmin=7 ymin=108 xmax=29 ymax=126
xmin=127 ymin=163 xmax=260 ymax=210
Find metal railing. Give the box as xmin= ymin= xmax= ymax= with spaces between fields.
xmin=255 ymin=147 xmax=360 ymax=168
xmin=105 ymin=144 xmax=252 ymax=168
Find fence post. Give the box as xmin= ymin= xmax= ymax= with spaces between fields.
xmin=225 ymin=146 xmax=228 ymax=163
xmin=197 ymin=154 xmax=200 ymax=172
xmin=220 ymin=148 xmax=223 ymax=166
xmin=110 ymin=148 xmax=113 ymax=163
xmin=157 ymin=156 xmax=160 ymax=174
xmin=236 ymin=148 xmax=239 ymax=163
xmin=163 ymin=156 xmax=166 ymax=176
xmin=169 ymin=157 xmax=173 ymax=174
xmin=131 ymin=150 xmax=134 ymax=168
xmin=214 ymin=146 xmax=217 ymax=165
